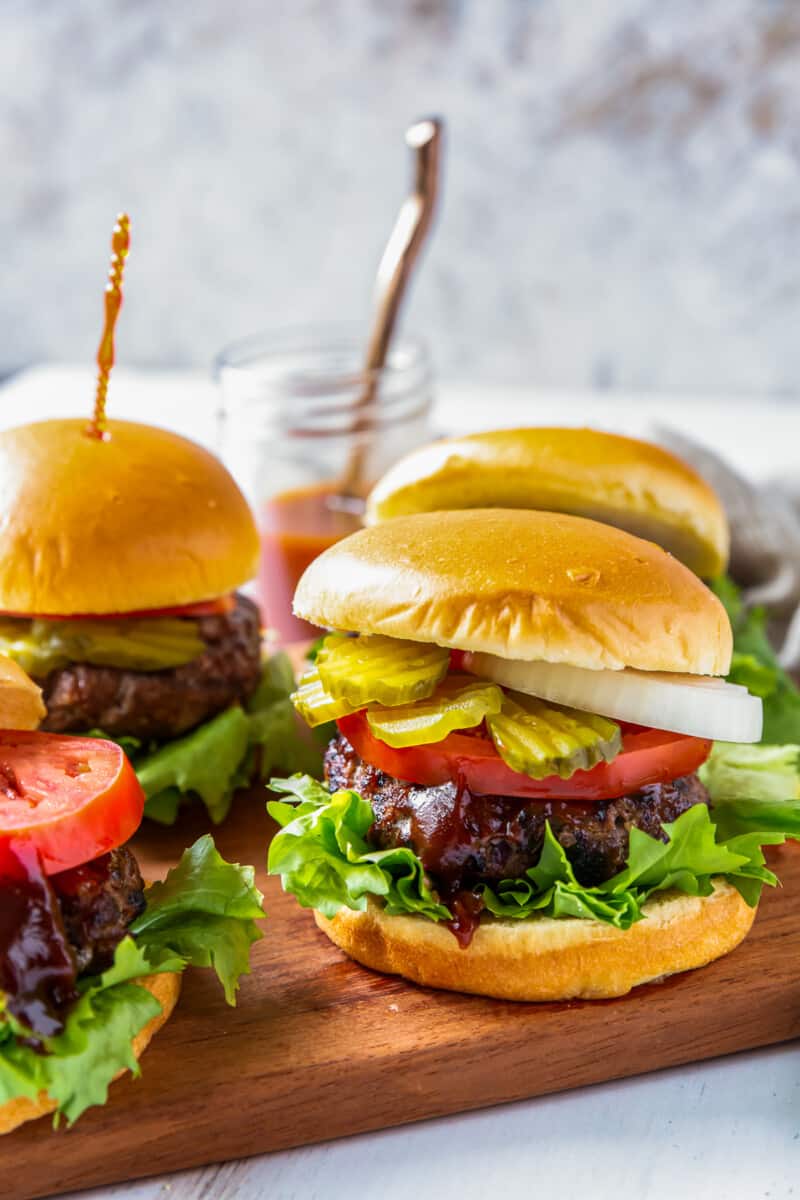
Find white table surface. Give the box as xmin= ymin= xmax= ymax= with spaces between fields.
xmin=2 ymin=368 xmax=799 ymax=1200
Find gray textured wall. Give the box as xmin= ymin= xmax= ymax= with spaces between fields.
xmin=3 ymin=0 xmax=800 ymax=392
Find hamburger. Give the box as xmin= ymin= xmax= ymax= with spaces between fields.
xmin=366 ymin=425 xmax=729 ymax=578
xmin=367 ymin=424 xmax=800 ymax=755
xmin=0 ymin=657 xmax=263 ymax=1132
xmin=268 ymin=509 xmax=799 ymax=1001
xmin=0 ymin=417 xmax=308 ymax=825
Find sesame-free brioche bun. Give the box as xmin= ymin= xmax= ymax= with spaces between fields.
xmin=0 ymin=970 xmax=181 ymax=1134
xmin=0 ymin=419 xmax=259 ymax=615
xmin=315 ymin=882 xmax=755 ymax=1001
xmin=294 ymin=509 xmax=733 ymax=675
xmin=366 ymin=427 xmax=729 ymax=578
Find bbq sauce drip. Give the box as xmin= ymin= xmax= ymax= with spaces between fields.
xmin=413 ymin=774 xmax=487 ymax=948
xmin=444 ymin=889 xmax=484 ymax=949
xmin=0 ymin=845 xmax=78 ymax=1039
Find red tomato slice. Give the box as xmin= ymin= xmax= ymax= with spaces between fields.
xmin=336 ymin=711 xmax=712 ymax=801
xmin=0 ymin=732 xmax=144 ymax=874
xmin=0 ymin=595 xmax=236 ymax=621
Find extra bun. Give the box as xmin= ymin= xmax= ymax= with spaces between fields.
xmin=0 ymin=419 xmax=259 ymax=615
xmin=0 ymin=657 xmax=45 ymax=730
xmin=294 ymin=509 xmax=732 ymax=675
xmin=316 ymin=883 xmax=754 ymax=1001
xmin=0 ymin=971 xmax=180 ymax=1134
xmin=367 ymin=427 xmax=729 ymax=578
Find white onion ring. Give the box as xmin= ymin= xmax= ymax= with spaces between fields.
xmin=463 ymin=654 xmax=763 ymax=744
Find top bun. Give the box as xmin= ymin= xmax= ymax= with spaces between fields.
xmin=366 ymin=427 xmax=729 ymax=578
xmin=0 ymin=419 xmax=259 ymax=615
xmin=294 ymin=509 xmax=732 ymax=675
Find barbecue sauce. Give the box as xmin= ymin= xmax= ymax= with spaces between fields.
xmin=259 ymin=483 xmax=364 ymax=641
xmin=0 ymin=843 xmax=78 ymax=1039
xmin=444 ymin=889 xmax=485 ymax=949
xmin=396 ymin=773 xmax=489 ymax=948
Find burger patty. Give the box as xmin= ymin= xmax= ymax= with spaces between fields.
xmin=40 ymin=593 xmax=262 ymax=740
xmin=325 ymin=733 xmax=710 ymax=891
xmin=52 ymin=846 xmax=146 ymax=977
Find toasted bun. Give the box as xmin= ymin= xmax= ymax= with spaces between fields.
xmin=0 ymin=971 xmax=181 ymax=1135
xmin=366 ymin=427 xmax=729 ymax=578
xmin=0 ymin=419 xmax=259 ymax=615
xmin=0 ymin=657 xmax=45 ymax=730
xmin=294 ymin=509 xmax=732 ymax=674
xmin=316 ymin=882 xmax=754 ymax=1001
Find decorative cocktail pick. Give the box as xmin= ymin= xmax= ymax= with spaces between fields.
xmin=86 ymin=212 xmax=131 ymax=439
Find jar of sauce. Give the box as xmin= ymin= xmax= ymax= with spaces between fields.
xmin=215 ymin=328 xmax=434 ymax=642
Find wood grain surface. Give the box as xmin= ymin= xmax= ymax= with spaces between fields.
xmin=4 ymin=793 xmax=800 ymax=1200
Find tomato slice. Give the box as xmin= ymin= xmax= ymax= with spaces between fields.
xmin=0 ymin=732 xmax=144 ymax=874
xmin=0 ymin=595 xmax=236 ymax=621
xmin=336 ymin=711 xmax=712 ymax=801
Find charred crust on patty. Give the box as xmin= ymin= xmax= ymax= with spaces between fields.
xmin=325 ymin=732 xmax=710 ymax=892
xmin=52 ymin=846 xmax=146 ymax=975
xmin=39 ymin=593 xmax=261 ymax=740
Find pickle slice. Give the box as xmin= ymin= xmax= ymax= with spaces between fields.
xmin=487 ymin=692 xmax=621 ymax=780
xmin=0 ymin=619 xmax=66 ymax=677
xmin=367 ymin=674 xmax=503 ymax=747
xmin=291 ymin=666 xmax=360 ymax=727
xmin=44 ymin=619 xmax=205 ymax=671
xmin=0 ymin=617 xmax=205 ymax=676
xmin=315 ymin=634 xmax=450 ymax=708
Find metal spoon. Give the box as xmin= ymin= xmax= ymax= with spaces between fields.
xmin=337 ymin=116 xmax=443 ymax=501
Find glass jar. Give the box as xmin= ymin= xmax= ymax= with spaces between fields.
xmin=214 ymin=326 xmax=434 ymax=642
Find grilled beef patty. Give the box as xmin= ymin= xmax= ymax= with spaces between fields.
xmin=325 ymin=732 xmax=710 ymax=892
xmin=40 ymin=593 xmax=262 ymax=740
xmin=52 ymin=846 xmax=146 ymax=976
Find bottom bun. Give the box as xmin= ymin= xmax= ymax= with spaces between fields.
xmin=0 ymin=971 xmax=181 ymax=1135
xmin=315 ymin=881 xmax=755 ymax=1001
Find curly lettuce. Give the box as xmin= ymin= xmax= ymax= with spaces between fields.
xmin=268 ymin=776 xmax=448 ymax=920
xmin=700 ymin=741 xmax=800 ymax=803
xmin=268 ymin=774 xmax=799 ymax=930
xmin=712 ymin=575 xmax=800 ymax=744
xmin=0 ymin=835 xmax=264 ymax=1126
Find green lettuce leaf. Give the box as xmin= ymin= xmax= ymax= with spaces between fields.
xmin=268 ymin=775 xmax=449 ymax=921
xmin=0 ymin=836 xmax=264 ymax=1125
xmin=711 ymin=575 xmax=800 ymax=744
xmin=137 ymin=706 xmax=251 ymax=825
xmin=700 ymin=741 xmax=800 ymax=802
xmin=245 ymin=652 xmax=329 ymax=781
xmin=0 ymin=938 xmax=171 ymax=1124
xmin=268 ymin=775 xmax=800 ymax=929
xmin=132 ymin=834 xmax=265 ymax=1004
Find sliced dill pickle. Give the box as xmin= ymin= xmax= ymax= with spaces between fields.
xmin=315 ymin=634 xmax=449 ymax=708
xmin=42 ymin=619 xmax=206 ymax=671
xmin=291 ymin=666 xmax=360 ymax=727
xmin=487 ymin=692 xmax=621 ymax=780
xmin=366 ymin=674 xmax=503 ymax=747
xmin=0 ymin=617 xmax=205 ymax=676
xmin=0 ymin=619 xmax=66 ymax=677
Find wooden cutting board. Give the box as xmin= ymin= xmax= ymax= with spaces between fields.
xmin=4 ymin=791 xmax=800 ymax=1200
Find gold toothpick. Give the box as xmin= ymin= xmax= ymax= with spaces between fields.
xmin=87 ymin=212 xmax=131 ymax=439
